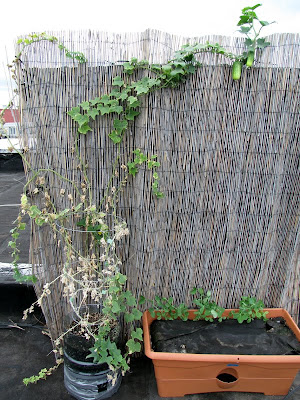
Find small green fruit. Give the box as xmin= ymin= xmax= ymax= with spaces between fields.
xmin=246 ymin=51 xmax=254 ymax=67
xmin=232 ymin=61 xmax=242 ymax=80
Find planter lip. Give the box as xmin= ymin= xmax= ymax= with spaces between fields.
xmin=142 ymin=308 xmax=300 ymax=364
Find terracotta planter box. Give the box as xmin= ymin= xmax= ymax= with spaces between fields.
xmin=143 ymin=309 xmax=300 ymax=397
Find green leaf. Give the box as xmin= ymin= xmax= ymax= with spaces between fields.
xmin=117 ymin=273 xmax=127 ymax=284
xmin=79 ymin=101 xmax=90 ymax=110
xmin=108 ymin=130 xmax=122 ymax=143
xmin=127 ymin=162 xmax=138 ymax=176
xmin=123 ymin=62 xmax=135 ymax=74
xmin=131 ymin=308 xmax=143 ymax=320
xmin=162 ymin=65 xmax=172 ymax=74
xmin=134 ymin=84 xmax=149 ymax=95
xmin=87 ymin=109 xmax=99 ymax=120
xmin=147 ymin=160 xmax=160 ymax=168
xmin=149 ymin=308 xmax=156 ymax=318
xmin=131 ymin=328 xmax=143 ymax=341
xmin=257 ymin=38 xmax=270 ymax=49
xmin=110 ymin=105 xmax=123 ymax=114
xmin=100 ymin=95 xmax=111 ymax=105
xmin=126 ymin=338 xmax=141 ymax=354
xmin=185 ymin=65 xmax=196 ymax=74
xmin=170 ymin=68 xmax=185 ymax=76
xmin=67 ymin=107 xmax=81 ymax=119
xmin=139 ymin=295 xmax=146 ymax=305
xmin=127 ymin=96 xmax=138 ymax=105
xmin=110 ymin=89 xmax=121 ymax=98
xmin=118 ymin=91 xmax=129 ymax=101
xmin=123 ymin=291 xmax=137 ymax=306
xmin=112 ymin=76 xmax=124 ymax=87
xmin=90 ymin=97 xmax=102 ymax=106
xmin=237 ymin=15 xmax=250 ymax=26
xmin=153 ymin=190 xmax=164 ymax=199
xmin=19 ymin=223 xmax=26 ymax=230
xmin=74 ymin=113 xmax=89 ymax=127
xmin=97 ymin=105 xmax=111 ymax=115
xmin=20 ymin=194 xmax=28 ymax=207
xmin=35 ymin=217 xmax=46 ymax=226
xmin=29 ymin=205 xmax=41 ymax=217
xmin=124 ymin=313 xmax=135 ymax=323
xmin=125 ymin=109 xmax=140 ymax=121
xmin=113 ymin=119 xmax=128 ymax=133
xmin=112 ymin=301 xmax=121 ymax=313
xmin=78 ymin=123 xmax=92 ymax=134
xmin=239 ymin=26 xmax=252 ymax=33
xmin=242 ymin=4 xmax=261 ymax=13
xmin=137 ymin=59 xmax=148 ymax=66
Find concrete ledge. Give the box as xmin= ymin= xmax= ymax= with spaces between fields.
xmin=0 ymin=262 xmax=33 ymax=285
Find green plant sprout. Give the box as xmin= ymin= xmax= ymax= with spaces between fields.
xmin=139 ymin=295 xmax=189 ymax=321
xmin=191 ymin=288 xmax=226 ymax=322
xmin=230 ymin=296 xmax=269 ymax=323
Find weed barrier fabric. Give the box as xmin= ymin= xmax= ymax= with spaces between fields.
xmin=150 ymin=318 xmax=300 ymax=355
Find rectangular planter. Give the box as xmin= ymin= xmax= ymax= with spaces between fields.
xmin=143 ymin=308 xmax=300 ymax=397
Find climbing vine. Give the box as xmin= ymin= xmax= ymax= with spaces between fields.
xmin=67 ymin=3 xmax=273 ymax=138
xmin=15 ymin=32 xmax=87 ymax=63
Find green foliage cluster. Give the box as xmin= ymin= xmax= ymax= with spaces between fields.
xmin=191 ymin=288 xmax=226 ymax=322
xmin=230 ymin=296 xmax=269 ymax=323
xmin=140 ymin=295 xmax=189 ymax=321
xmin=86 ymin=272 xmax=143 ymax=371
xmin=232 ymin=3 xmax=274 ymax=79
xmin=23 ymin=359 xmax=63 ymax=386
xmin=9 ymin=220 xmax=37 ymax=283
xmin=142 ymin=290 xmax=269 ymax=324
xmin=23 ymin=369 xmax=48 ymax=386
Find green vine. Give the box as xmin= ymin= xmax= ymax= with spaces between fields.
xmin=23 ymin=359 xmax=63 ymax=386
xmin=67 ymin=3 xmax=273 ymax=154
xmin=15 ymin=32 xmax=87 ymax=63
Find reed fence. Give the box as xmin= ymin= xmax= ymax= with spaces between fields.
xmin=16 ymin=30 xmax=299 ymax=340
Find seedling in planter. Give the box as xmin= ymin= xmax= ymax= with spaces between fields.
xmin=191 ymin=288 xmax=226 ymax=322
xmin=230 ymin=296 xmax=269 ymax=323
xmin=139 ymin=295 xmax=189 ymax=321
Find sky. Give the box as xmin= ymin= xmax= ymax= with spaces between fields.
xmin=0 ymin=0 xmax=299 ymax=107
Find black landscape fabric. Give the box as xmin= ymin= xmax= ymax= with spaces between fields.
xmin=150 ymin=318 xmax=300 ymax=355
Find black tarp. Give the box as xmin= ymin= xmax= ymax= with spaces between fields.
xmin=150 ymin=318 xmax=300 ymax=355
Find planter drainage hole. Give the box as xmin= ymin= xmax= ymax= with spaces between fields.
xmin=97 ymin=383 xmax=107 ymax=392
xmin=216 ymin=373 xmax=237 ymax=383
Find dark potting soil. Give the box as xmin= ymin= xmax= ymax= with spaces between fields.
xmin=150 ymin=317 xmax=300 ymax=356
xmin=64 ymin=317 xmax=120 ymax=363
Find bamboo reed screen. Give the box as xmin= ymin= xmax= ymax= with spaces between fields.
xmin=16 ymin=30 xmax=299 ymax=340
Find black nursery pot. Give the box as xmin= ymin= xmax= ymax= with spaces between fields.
xmin=63 ymin=305 xmax=122 ymax=400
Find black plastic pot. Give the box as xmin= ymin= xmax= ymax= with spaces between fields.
xmin=63 ymin=305 xmax=122 ymax=400
xmin=64 ymin=349 xmax=121 ymax=400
